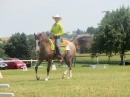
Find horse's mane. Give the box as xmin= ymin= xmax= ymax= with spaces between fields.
xmin=37 ymin=33 xmax=50 ymax=45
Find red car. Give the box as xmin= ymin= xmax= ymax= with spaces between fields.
xmin=4 ymin=58 xmax=26 ymax=69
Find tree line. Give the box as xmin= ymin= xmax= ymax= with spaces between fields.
xmin=0 ymin=33 xmax=37 ymax=59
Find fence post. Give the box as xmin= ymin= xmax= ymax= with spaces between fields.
xmin=31 ymin=59 xmax=32 ymax=67
xmin=73 ymin=57 xmax=76 ymax=67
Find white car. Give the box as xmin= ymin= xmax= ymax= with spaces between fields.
xmin=0 ymin=58 xmax=8 ymax=70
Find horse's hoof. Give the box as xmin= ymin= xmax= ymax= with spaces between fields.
xmin=62 ymin=76 xmax=65 ymax=79
xmin=45 ymin=78 xmax=48 ymax=81
xmin=36 ymin=77 xmax=40 ymax=80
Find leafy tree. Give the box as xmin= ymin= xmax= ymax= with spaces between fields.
xmin=27 ymin=34 xmax=38 ymax=59
xmin=91 ymin=6 xmax=130 ymax=65
xmin=4 ymin=33 xmax=31 ymax=59
xmin=80 ymin=47 xmax=87 ymax=54
xmin=86 ymin=27 xmax=97 ymax=34
xmin=75 ymin=29 xmax=83 ymax=34
xmin=0 ymin=39 xmax=7 ymax=58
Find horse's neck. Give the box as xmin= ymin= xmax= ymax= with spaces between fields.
xmin=40 ymin=37 xmax=51 ymax=50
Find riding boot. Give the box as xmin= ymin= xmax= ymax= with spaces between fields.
xmin=53 ymin=54 xmax=57 ymax=59
xmin=57 ymin=54 xmax=64 ymax=62
xmin=56 ymin=47 xmax=64 ymax=62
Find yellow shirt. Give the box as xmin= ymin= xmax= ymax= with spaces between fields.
xmin=50 ymin=22 xmax=64 ymax=36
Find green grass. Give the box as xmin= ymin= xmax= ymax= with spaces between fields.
xmin=0 ymin=65 xmax=130 ymax=97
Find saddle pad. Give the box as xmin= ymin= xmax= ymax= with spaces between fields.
xmin=60 ymin=46 xmax=66 ymax=51
xmin=49 ymin=39 xmax=55 ymax=50
xmin=60 ymin=45 xmax=70 ymax=51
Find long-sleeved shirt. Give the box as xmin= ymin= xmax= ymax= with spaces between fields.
xmin=50 ymin=22 xmax=64 ymax=36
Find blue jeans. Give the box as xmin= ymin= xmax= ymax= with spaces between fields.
xmin=55 ymin=36 xmax=62 ymax=55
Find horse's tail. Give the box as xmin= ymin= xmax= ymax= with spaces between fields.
xmin=72 ymin=34 xmax=93 ymax=53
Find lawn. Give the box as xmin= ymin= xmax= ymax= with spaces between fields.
xmin=0 ymin=64 xmax=130 ymax=97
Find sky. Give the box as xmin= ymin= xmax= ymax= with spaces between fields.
xmin=0 ymin=0 xmax=130 ymax=38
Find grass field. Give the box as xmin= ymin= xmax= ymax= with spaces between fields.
xmin=0 ymin=64 xmax=130 ymax=97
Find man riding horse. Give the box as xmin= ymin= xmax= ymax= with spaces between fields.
xmin=49 ymin=14 xmax=64 ymax=61
xmin=34 ymin=14 xmax=92 ymax=81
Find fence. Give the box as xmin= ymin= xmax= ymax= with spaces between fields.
xmin=74 ymin=54 xmax=130 ymax=65
xmin=1 ymin=54 xmax=130 ymax=67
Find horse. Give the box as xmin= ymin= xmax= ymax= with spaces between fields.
xmin=34 ymin=33 xmax=92 ymax=81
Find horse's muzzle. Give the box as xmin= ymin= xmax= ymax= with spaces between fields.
xmin=36 ymin=47 xmax=40 ymax=53
xmin=37 ymin=50 xmax=39 ymax=53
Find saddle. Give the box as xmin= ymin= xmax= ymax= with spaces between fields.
xmin=60 ymin=38 xmax=68 ymax=46
xmin=49 ymin=37 xmax=69 ymax=50
xmin=49 ymin=36 xmax=69 ymax=61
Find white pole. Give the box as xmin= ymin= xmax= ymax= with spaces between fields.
xmin=31 ymin=59 xmax=32 ymax=67
xmin=96 ymin=56 xmax=98 ymax=65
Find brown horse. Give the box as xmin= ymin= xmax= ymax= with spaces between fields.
xmin=34 ymin=33 xmax=92 ymax=81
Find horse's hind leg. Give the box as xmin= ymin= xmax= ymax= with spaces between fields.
xmin=62 ymin=67 xmax=69 ymax=79
xmin=62 ymin=58 xmax=72 ymax=79
xmin=68 ymin=59 xmax=72 ymax=79
xmin=35 ymin=60 xmax=42 ymax=80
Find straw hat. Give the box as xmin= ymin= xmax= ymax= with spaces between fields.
xmin=52 ymin=14 xmax=62 ymax=20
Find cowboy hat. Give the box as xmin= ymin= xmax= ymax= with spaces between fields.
xmin=52 ymin=14 xmax=62 ymax=20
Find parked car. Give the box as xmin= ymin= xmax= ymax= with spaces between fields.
xmin=0 ymin=58 xmax=8 ymax=70
xmin=4 ymin=58 xmax=26 ymax=69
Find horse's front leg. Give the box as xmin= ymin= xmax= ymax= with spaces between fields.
xmin=35 ymin=60 xmax=42 ymax=80
xmin=45 ymin=60 xmax=52 ymax=81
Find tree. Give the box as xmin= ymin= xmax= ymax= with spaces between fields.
xmin=0 ymin=39 xmax=7 ymax=58
xmin=80 ymin=47 xmax=87 ymax=54
xmin=4 ymin=33 xmax=31 ymax=59
xmin=27 ymin=34 xmax=38 ymax=59
xmin=91 ymin=6 xmax=130 ymax=65
xmin=76 ymin=29 xmax=83 ymax=34
xmin=86 ymin=27 xmax=97 ymax=34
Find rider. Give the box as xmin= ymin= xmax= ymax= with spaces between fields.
xmin=49 ymin=14 xmax=64 ymax=61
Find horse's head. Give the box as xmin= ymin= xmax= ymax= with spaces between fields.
xmin=34 ymin=33 xmax=42 ymax=53
xmin=34 ymin=33 xmax=49 ymax=53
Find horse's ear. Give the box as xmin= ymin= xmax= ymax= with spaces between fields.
xmin=34 ymin=33 xmax=38 ymax=37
